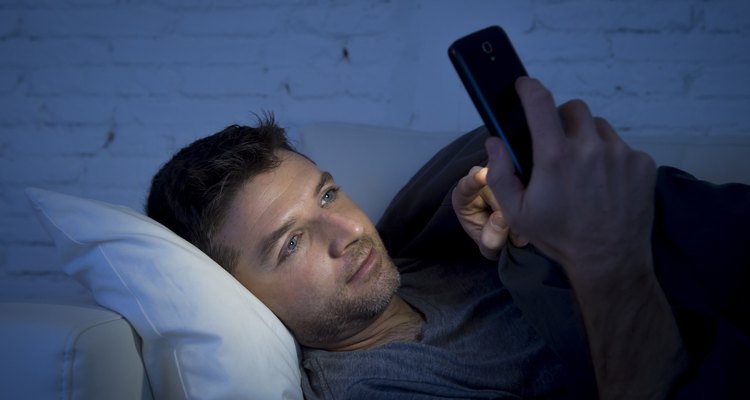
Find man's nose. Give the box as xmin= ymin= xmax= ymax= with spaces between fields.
xmin=321 ymin=211 xmax=364 ymax=257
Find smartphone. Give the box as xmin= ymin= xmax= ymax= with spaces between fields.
xmin=449 ymin=25 xmax=533 ymax=185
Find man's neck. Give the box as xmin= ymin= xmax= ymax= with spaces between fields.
xmin=324 ymin=295 xmax=424 ymax=352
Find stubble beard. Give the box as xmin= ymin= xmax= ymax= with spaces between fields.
xmin=298 ymin=238 xmax=401 ymax=347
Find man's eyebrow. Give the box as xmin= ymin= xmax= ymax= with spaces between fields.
xmin=258 ymin=171 xmax=333 ymax=266
xmin=316 ymin=171 xmax=333 ymax=195
xmin=259 ymin=218 xmax=296 ymax=266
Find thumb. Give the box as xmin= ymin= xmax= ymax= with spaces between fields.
xmin=485 ymin=137 xmax=524 ymax=220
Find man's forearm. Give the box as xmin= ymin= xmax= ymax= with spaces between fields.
xmin=482 ymin=76 xmax=689 ymax=398
xmin=570 ymin=255 xmax=687 ymax=399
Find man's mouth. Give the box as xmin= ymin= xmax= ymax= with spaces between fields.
xmin=346 ymin=247 xmax=378 ymax=284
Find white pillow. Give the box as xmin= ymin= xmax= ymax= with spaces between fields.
xmin=26 ymin=187 xmax=302 ymax=400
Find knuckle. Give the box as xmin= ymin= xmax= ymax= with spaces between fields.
xmin=559 ymin=98 xmax=590 ymax=115
xmin=633 ymin=150 xmax=656 ymax=169
xmin=580 ymin=141 xmax=601 ymax=161
xmin=525 ymin=80 xmax=555 ymax=105
xmin=540 ymin=145 xmax=567 ymax=168
xmin=593 ymin=116 xmax=612 ymax=132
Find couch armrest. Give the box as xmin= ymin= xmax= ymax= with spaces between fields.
xmin=0 ymin=302 xmax=153 ymax=400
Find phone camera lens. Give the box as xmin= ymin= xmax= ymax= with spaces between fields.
xmin=482 ymin=41 xmax=493 ymax=54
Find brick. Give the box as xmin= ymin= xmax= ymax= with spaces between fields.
xmin=338 ymin=33 xmax=402 ymax=66
xmin=518 ymin=32 xmax=610 ymax=63
xmin=0 ymin=155 xmax=86 ymax=184
xmin=110 ymin=95 xmax=288 ymax=133
xmin=81 ymin=154 xmax=168 ymax=188
xmin=611 ymin=33 xmax=750 ymax=63
xmin=595 ymin=96 xmax=750 ymax=134
xmin=0 ymin=70 xmax=22 ymax=94
xmin=245 ymin=33 xmax=341 ymax=69
xmin=179 ymin=65 xmax=281 ymax=97
xmin=100 ymin=124 xmax=179 ymax=157
xmin=0 ymin=9 xmax=19 ymax=37
xmin=176 ymin=7 xmax=282 ymax=37
xmin=26 ymin=66 xmax=181 ymax=96
xmin=412 ymin=0 xmax=533 ymax=38
xmin=0 ymin=37 xmax=111 ymax=67
xmin=0 ymin=1 xmax=22 ymax=8
xmin=288 ymin=63 xmax=392 ymax=100
xmin=111 ymin=36 xmax=268 ymax=65
xmin=0 ymin=95 xmax=43 ymax=126
xmin=64 ymin=0 xmax=120 ymax=5
xmin=21 ymin=7 xmax=179 ymax=38
xmin=0 ymin=183 xmax=146 ymax=223
xmin=15 ymin=0 xmax=115 ymax=7
xmin=691 ymin=64 xmax=750 ymax=98
xmin=0 ymin=125 xmax=112 ymax=156
xmin=31 ymin=96 xmax=116 ymax=126
xmin=278 ymin=94 xmax=389 ymax=130
xmin=111 ymin=97 xmax=208 ymax=125
xmin=286 ymin=0 xmax=413 ymax=37
xmin=157 ymin=0 xmax=312 ymax=10
xmin=534 ymin=1 xmax=692 ymax=32
xmin=0 ymin=184 xmax=34 ymax=217
xmin=703 ymin=2 xmax=750 ymax=32
xmin=531 ymin=61 xmax=701 ymax=99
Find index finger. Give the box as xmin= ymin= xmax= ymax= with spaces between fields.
xmin=516 ymin=77 xmax=565 ymax=161
xmin=453 ymin=166 xmax=487 ymax=202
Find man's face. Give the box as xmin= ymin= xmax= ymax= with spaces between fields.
xmin=216 ymin=150 xmax=400 ymax=348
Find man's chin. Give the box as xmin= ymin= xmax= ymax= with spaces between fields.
xmin=297 ymin=269 xmax=400 ymax=347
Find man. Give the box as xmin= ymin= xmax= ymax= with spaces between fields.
xmin=147 ymin=78 xmax=748 ymax=398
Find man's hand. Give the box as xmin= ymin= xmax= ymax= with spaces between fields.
xmin=484 ymin=78 xmax=656 ymax=276
xmin=451 ymin=166 xmax=527 ymax=260
xmin=484 ymin=77 xmax=687 ymax=399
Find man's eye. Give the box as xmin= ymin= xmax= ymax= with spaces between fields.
xmin=278 ymin=233 xmax=304 ymax=265
xmin=285 ymin=235 xmax=298 ymax=254
xmin=279 ymin=234 xmax=300 ymax=264
xmin=321 ymin=187 xmax=340 ymax=207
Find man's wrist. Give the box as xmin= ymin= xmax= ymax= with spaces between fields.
xmin=565 ymin=253 xmax=687 ymax=399
xmin=563 ymin=244 xmax=654 ymax=296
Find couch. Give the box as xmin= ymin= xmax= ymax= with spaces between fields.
xmin=1 ymin=122 xmax=748 ymax=399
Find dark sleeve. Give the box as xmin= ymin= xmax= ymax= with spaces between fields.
xmin=652 ymin=166 xmax=750 ymax=332
xmin=498 ymin=244 xmax=598 ymax=400
xmin=651 ymin=166 xmax=750 ymax=399
xmin=500 ymin=166 xmax=750 ymax=399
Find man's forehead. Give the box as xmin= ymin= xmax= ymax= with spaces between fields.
xmin=239 ymin=154 xmax=318 ymax=214
xmin=245 ymin=150 xmax=319 ymax=188
xmin=220 ymin=152 xmax=327 ymax=254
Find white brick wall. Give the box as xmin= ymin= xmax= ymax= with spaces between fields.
xmin=1 ymin=0 xmax=749 ymax=300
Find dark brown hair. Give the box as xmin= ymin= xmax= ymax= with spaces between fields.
xmin=146 ymin=115 xmax=296 ymax=274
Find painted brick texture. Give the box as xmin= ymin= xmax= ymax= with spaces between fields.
xmin=0 ymin=0 xmax=748 ymax=298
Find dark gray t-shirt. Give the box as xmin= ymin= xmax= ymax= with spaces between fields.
xmin=301 ymin=256 xmax=568 ymax=399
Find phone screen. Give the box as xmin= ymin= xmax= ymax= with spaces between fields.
xmin=449 ymin=26 xmax=533 ymax=185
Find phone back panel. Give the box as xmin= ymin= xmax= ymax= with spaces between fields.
xmin=449 ymin=26 xmax=533 ymax=184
